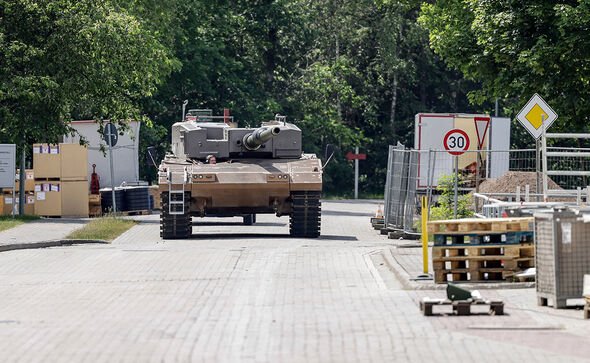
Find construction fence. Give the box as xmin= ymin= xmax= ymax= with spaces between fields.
xmin=382 ymin=145 xmax=590 ymax=236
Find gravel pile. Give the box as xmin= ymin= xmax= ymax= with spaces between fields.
xmin=477 ymin=171 xmax=561 ymax=195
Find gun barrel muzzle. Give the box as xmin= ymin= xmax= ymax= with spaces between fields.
xmin=243 ymin=127 xmax=281 ymax=150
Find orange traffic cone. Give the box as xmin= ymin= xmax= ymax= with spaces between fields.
xmin=375 ymin=204 xmax=384 ymax=218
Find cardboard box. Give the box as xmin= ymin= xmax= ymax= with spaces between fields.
xmin=62 ymin=181 xmax=89 ymax=217
xmin=2 ymin=193 xmax=35 ymax=215
xmin=15 ymin=169 xmax=35 ymax=192
xmin=3 ymin=169 xmax=35 ymax=193
xmin=34 ymin=182 xmax=62 ymax=216
xmin=33 ymin=143 xmax=88 ymax=180
xmin=33 ymin=144 xmax=61 ymax=179
xmin=89 ymin=194 xmax=101 ymax=204
xmin=60 ymin=144 xmax=88 ymax=181
xmin=2 ymin=195 xmax=16 ymax=215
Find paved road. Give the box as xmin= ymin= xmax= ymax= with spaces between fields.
xmin=0 ymin=200 xmax=588 ymax=362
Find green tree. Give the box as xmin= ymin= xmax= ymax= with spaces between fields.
xmin=0 ymin=0 xmax=175 ymax=146
xmin=419 ymin=0 xmax=590 ymax=145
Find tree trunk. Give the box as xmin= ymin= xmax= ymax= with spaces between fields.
xmin=390 ymin=73 xmax=398 ymax=136
xmin=336 ymin=36 xmax=342 ymax=121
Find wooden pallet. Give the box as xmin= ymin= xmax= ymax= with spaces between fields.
xmin=420 ymin=298 xmax=504 ymax=316
xmin=428 ymin=217 xmax=533 ymax=234
xmin=433 ymin=230 xmax=534 ymax=246
xmin=34 ymin=177 xmax=61 ymax=182
xmin=432 ymin=244 xmax=534 ymax=283
xmin=89 ymin=206 xmax=102 ymax=217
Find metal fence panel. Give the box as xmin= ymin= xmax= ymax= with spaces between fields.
xmin=383 ymin=145 xmax=420 ymax=234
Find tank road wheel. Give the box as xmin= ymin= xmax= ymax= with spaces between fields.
xmin=160 ymin=191 xmax=192 ymax=239
xmin=243 ymin=214 xmax=256 ymax=225
xmin=289 ymin=191 xmax=321 ymax=238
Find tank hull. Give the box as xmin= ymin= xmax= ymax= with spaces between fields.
xmin=159 ymin=156 xmax=322 ymax=218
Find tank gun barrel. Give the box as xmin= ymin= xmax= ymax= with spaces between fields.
xmin=243 ymin=126 xmax=281 ymax=150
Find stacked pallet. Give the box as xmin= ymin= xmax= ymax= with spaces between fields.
xmin=428 ymin=217 xmax=535 ymax=283
xmin=89 ymin=194 xmax=101 ymax=217
xmin=33 ymin=144 xmax=89 ymax=217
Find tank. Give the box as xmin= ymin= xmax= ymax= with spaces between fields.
xmin=158 ymin=110 xmax=323 ymax=239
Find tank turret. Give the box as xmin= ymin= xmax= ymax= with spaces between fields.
xmin=171 ymin=115 xmax=302 ymax=159
xmin=243 ymin=126 xmax=281 ymax=150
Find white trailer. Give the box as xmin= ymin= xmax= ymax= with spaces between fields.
xmin=63 ymin=120 xmax=141 ymax=187
xmin=414 ymin=113 xmax=511 ymax=188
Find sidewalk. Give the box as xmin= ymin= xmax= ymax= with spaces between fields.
xmin=0 ymin=218 xmax=94 ymax=252
xmin=383 ymin=237 xmax=535 ymax=290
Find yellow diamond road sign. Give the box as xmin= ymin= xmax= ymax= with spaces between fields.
xmin=516 ymin=93 xmax=558 ymax=139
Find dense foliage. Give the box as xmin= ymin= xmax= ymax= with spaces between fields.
xmin=4 ymin=0 xmax=588 ymax=195
xmin=419 ymin=0 xmax=590 ymax=147
xmin=0 ymin=0 xmax=175 ymax=145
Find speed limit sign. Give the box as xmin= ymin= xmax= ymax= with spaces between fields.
xmin=443 ymin=129 xmax=470 ymax=156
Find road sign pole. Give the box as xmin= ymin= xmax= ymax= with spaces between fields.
xmin=109 ymin=141 xmax=117 ymax=214
xmin=11 ymin=185 xmax=15 ymax=217
xmin=19 ymin=145 xmax=25 ymax=215
xmin=103 ymin=123 xmax=119 ymax=215
xmin=454 ymin=155 xmax=459 ymax=219
xmin=475 ymin=149 xmax=480 ymax=211
xmin=536 ymin=138 xmax=541 ymax=202
xmin=354 ymin=146 xmax=359 ymax=199
xmin=541 ymin=115 xmax=548 ymax=202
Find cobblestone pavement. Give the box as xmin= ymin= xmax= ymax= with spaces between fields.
xmin=0 ymin=200 xmax=588 ymax=362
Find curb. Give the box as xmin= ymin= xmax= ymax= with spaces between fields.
xmin=0 ymin=239 xmax=109 ymax=253
xmin=381 ymin=247 xmax=535 ymax=291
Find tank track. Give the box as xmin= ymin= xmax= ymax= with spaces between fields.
xmin=289 ymin=191 xmax=321 ymax=238
xmin=160 ymin=191 xmax=192 ymax=239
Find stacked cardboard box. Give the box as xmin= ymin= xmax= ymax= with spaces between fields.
xmin=1 ymin=169 xmax=36 ymax=215
xmin=2 ymin=194 xmax=36 ymax=215
xmin=33 ymin=143 xmax=89 ymax=217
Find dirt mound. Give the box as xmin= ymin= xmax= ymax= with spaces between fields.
xmin=477 ymin=171 xmax=561 ymax=195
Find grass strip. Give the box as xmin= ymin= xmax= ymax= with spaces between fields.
xmin=0 ymin=215 xmax=40 ymax=233
xmin=66 ymin=217 xmax=136 ymax=241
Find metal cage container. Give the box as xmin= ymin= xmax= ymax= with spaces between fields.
xmin=535 ymin=208 xmax=590 ymax=308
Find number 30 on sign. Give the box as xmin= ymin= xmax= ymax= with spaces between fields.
xmin=443 ymin=129 xmax=470 ymax=156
